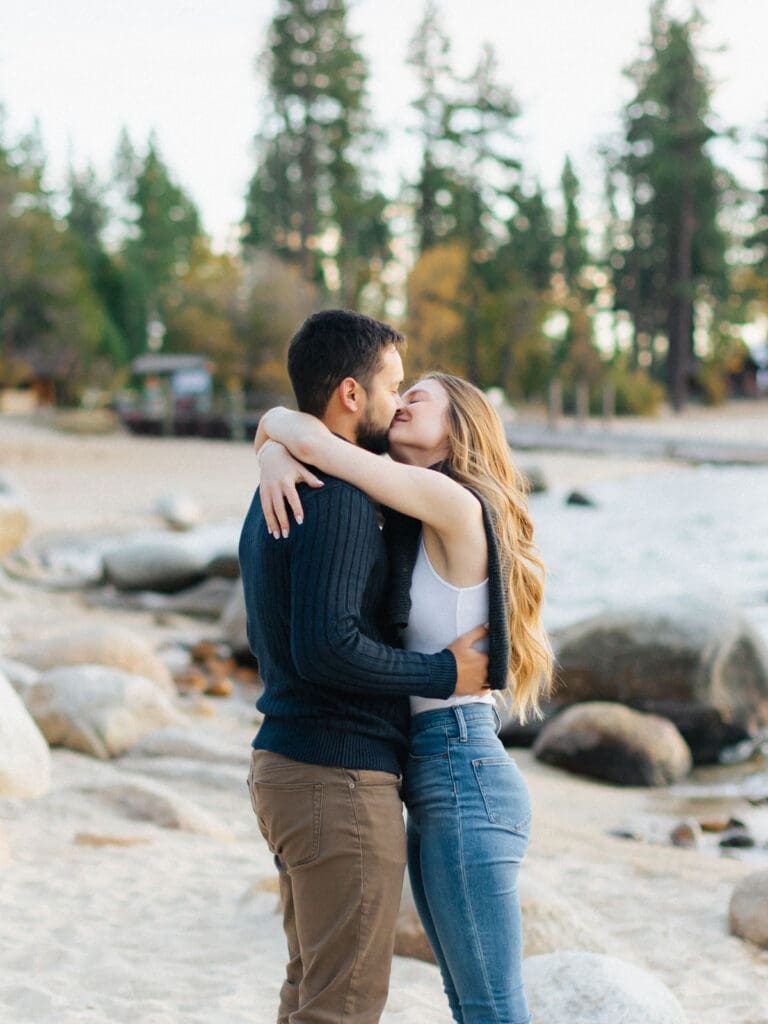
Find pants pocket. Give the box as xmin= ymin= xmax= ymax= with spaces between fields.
xmin=471 ymin=756 xmax=531 ymax=836
xmin=250 ymin=780 xmax=324 ymax=868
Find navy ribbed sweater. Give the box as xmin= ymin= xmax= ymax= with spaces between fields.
xmin=239 ymin=470 xmax=457 ymax=775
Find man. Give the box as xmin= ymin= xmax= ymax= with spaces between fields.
xmin=239 ymin=310 xmax=488 ymax=1024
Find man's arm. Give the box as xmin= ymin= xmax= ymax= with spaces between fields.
xmin=289 ymin=481 xmax=487 ymax=699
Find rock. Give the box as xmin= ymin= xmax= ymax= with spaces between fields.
xmin=125 ymin=726 xmax=247 ymax=764
xmin=394 ymin=871 xmax=613 ymax=966
xmin=669 ymin=819 xmax=701 ymax=848
xmin=103 ymin=537 xmax=207 ymax=592
xmin=120 ymin=758 xmax=248 ymax=793
xmin=565 ymin=490 xmax=596 ymax=507
xmin=523 ymin=952 xmax=688 ymax=1024
xmin=153 ymin=494 xmax=201 ymax=531
xmin=520 ymin=885 xmax=612 ymax=957
xmin=549 ymin=601 xmax=768 ymax=763
xmin=719 ymin=829 xmax=755 ymax=849
xmin=205 ymin=676 xmax=234 ymax=697
xmin=87 ymin=578 xmax=237 ymax=619
xmin=0 ymin=473 xmax=30 ymax=556
xmin=85 ymin=777 xmax=234 ymax=840
xmin=102 ymin=523 xmax=240 ymax=592
xmin=395 ymin=875 xmax=434 ymax=964
xmin=0 ymin=672 xmax=51 ymax=798
xmin=498 ymin=701 xmax=553 ymax=747
xmin=173 ymin=666 xmax=209 ymax=693
xmin=729 ymin=870 xmax=768 ymax=947
xmin=219 ymin=585 xmax=251 ymax=659
xmin=532 ymin=702 xmax=693 ymax=786
xmin=521 ymin=465 xmax=548 ymax=495
xmin=17 ymin=624 xmax=175 ymax=694
xmin=0 ymin=656 xmax=40 ymax=699
xmin=25 ymin=665 xmax=183 ymax=759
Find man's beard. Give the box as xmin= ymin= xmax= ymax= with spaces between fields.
xmin=356 ymin=412 xmax=390 ymax=454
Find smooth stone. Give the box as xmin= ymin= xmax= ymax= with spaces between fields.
xmin=126 ymin=726 xmax=247 ymax=765
xmin=0 ymin=672 xmax=51 ymax=798
xmin=669 ymin=819 xmax=702 ymax=848
xmin=519 ymin=882 xmax=612 ymax=957
xmin=0 ymin=657 xmax=41 ymax=699
xmin=219 ymin=586 xmax=251 ymax=659
xmin=25 ymin=665 xmax=183 ymax=759
xmin=87 ymin=577 xmax=237 ymax=619
xmin=17 ymin=624 xmax=175 ymax=694
xmin=565 ymin=490 xmax=596 ymax=507
xmin=719 ymin=830 xmax=755 ymax=849
xmin=548 ymin=600 xmax=768 ymax=763
xmin=523 ymin=952 xmax=688 ymax=1024
xmin=119 ymin=757 xmax=249 ymax=792
xmin=521 ymin=465 xmax=548 ymax=494
xmin=102 ymin=523 xmax=240 ymax=592
xmin=532 ymin=701 xmax=693 ymax=786
xmin=729 ymin=869 xmax=768 ymax=947
xmin=86 ymin=777 xmax=234 ymax=840
xmin=394 ymin=871 xmax=613 ymax=966
xmin=153 ymin=494 xmax=201 ymax=531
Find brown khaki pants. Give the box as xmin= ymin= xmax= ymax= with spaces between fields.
xmin=247 ymin=749 xmax=406 ymax=1024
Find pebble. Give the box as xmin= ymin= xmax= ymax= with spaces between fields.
xmin=670 ymin=820 xmax=701 ymax=848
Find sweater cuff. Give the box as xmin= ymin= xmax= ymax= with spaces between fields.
xmin=415 ymin=648 xmax=457 ymax=699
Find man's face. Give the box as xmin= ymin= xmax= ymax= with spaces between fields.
xmin=355 ymin=344 xmax=404 ymax=453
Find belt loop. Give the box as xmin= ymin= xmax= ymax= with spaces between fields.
xmin=454 ymin=705 xmax=468 ymax=742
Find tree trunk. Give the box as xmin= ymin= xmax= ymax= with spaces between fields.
xmin=667 ymin=180 xmax=695 ymax=412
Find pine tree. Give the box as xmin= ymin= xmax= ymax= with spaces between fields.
xmin=614 ymin=1 xmax=727 ymax=409
xmin=66 ymin=166 xmax=128 ymax=366
xmin=407 ymin=1 xmax=456 ymax=252
xmin=0 ymin=113 xmax=104 ymax=399
xmin=114 ymin=133 xmax=204 ymax=357
xmin=244 ymin=0 xmax=389 ymax=305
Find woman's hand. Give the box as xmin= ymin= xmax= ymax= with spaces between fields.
xmin=258 ymin=440 xmax=323 ymax=539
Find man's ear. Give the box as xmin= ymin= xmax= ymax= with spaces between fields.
xmin=338 ymin=376 xmax=362 ymax=413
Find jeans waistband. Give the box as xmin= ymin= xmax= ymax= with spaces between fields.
xmin=410 ymin=702 xmax=501 ymax=738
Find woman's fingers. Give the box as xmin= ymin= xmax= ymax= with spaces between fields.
xmin=299 ymin=468 xmax=324 ymax=489
xmin=262 ymin=473 xmax=324 ymax=539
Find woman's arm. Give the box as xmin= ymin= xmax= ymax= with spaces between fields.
xmin=257 ymin=440 xmax=323 ymax=538
xmin=258 ymin=407 xmax=481 ymax=539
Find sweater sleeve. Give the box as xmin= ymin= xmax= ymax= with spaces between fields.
xmin=289 ymin=481 xmax=457 ymax=699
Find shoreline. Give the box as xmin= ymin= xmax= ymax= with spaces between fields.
xmin=2 ymin=412 xmax=768 ymax=1022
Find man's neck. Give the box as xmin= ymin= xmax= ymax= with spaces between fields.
xmin=321 ymin=412 xmax=356 ymax=445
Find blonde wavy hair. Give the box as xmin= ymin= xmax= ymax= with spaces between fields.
xmin=425 ymin=372 xmax=553 ymax=722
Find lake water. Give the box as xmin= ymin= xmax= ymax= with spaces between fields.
xmin=530 ymin=463 xmax=768 ymax=854
xmin=531 ymin=463 xmax=768 ymax=646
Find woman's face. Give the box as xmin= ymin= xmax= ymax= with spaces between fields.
xmin=387 ymin=378 xmax=451 ymax=466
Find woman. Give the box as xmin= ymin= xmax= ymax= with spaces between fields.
xmin=255 ymin=373 xmax=552 ymax=1024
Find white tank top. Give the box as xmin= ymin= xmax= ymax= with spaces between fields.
xmin=405 ymin=535 xmax=494 ymax=716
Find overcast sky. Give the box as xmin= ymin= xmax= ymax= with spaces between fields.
xmin=2 ymin=0 xmax=767 ymax=248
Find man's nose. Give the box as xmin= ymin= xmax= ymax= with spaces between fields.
xmin=393 ymin=392 xmax=404 ymax=410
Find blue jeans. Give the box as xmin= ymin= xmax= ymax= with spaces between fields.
xmin=405 ymin=704 xmax=531 ymax=1024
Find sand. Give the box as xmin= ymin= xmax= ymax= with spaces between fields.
xmin=1 ymin=411 xmax=768 ymax=1024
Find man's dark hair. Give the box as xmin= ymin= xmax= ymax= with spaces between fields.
xmin=287 ymin=310 xmax=405 ymax=417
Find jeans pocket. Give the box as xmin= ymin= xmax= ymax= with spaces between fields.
xmin=250 ymin=781 xmax=324 ymax=867
xmin=471 ymin=756 xmax=531 ymax=835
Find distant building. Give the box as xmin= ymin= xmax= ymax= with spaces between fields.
xmin=129 ymin=354 xmax=214 ymax=416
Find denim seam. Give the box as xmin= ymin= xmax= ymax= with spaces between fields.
xmin=341 ymin=782 xmax=364 ymax=1023
xmin=450 ymin=743 xmax=502 ymax=1024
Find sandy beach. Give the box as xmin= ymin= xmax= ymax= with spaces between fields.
xmin=2 ymin=410 xmax=768 ymax=1024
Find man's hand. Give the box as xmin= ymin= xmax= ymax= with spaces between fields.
xmin=448 ymin=624 xmax=490 ymax=697
xmin=259 ymin=440 xmax=323 ymax=539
